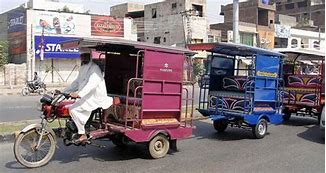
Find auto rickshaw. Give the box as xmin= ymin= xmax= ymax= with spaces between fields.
xmin=188 ymin=42 xmax=285 ymax=139
xmin=13 ymin=38 xmax=196 ymax=168
xmin=275 ymin=48 xmax=325 ymax=121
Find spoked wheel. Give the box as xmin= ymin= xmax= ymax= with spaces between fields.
xmin=38 ymin=88 xmax=46 ymax=95
xmin=252 ymin=119 xmax=268 ymax=139
xmin=14 ymin=128 xmax=56 ymax=168
xmin=213 ymin=120 xmax=228 ymax=132
xmin=21 ymin=87 xmax=30 ymax=96
xmin=148 ymin=134 xmax=170 ymax=159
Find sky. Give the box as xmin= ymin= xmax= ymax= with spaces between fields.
xmin=0 ymin=0 xmax=234 ymax=24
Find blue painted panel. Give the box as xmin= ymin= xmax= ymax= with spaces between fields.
xmin=254 ymin=89 xmax=276 ymax=101
xmin=255 ymin=55 xmax=280 ymax=78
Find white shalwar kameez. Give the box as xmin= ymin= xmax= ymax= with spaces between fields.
xmin=63 ymin=61 xmax=112 ymax=134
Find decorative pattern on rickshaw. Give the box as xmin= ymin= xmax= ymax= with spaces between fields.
xmin=223 ymin=77 xmax=251 ymax=91
xmin=282 ymin=90 xmax=318 ymax=106
xmin=287 ymin=75 xmax=321 ymax=88
xmin=209 ymin=96 xmax=245 ymax=111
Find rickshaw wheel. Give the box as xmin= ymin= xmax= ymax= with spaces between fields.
xmin=213 ymin=120 xmax=228 ymax=132
xmin=283 ymin=108 xmax=291 ymax=121
xmin=148 ymin=134 xmax=170 ymax=159
xmin=111 ymin=135 xmax=129 ymax=147
xmin=252 ymin=119 xmax=268 ymax=139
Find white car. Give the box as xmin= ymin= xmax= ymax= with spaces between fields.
xmin=320 ymin=107 xmax=325 ymax=130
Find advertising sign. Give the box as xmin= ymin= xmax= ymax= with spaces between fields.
xmin=34 ymin=36 xmax=80 ymax=59
xmin=8 ymin=31 xmax=26 ymax=55
xmin=275 ymin=24 xmax=291 ymax=38
xmin=258 ymin=30 xmax=275 ymax=49
xmin=7 ymin=11 xmax=26 ymax=33
xmin=91 ymin=16 xmax=124 ymax=37
xmin=32 ymin=11 xmax=90 ymax=35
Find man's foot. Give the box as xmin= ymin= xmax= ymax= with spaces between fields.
xmin=73 ymin=134 xmax=88 ymax=144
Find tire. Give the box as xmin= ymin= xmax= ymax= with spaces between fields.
xmin=213 ymin=120 xmax=228 ymax=132
xmin=111 ymin=135 xmax=129 ymax=147
xmin=38 ymin=88 xmax=46 ymax=95
xmin=14 ymin=128 xmax=56 ymax=168
xmin=148 ymin=134 xmax=170 ymax=159
xmin=21 ymin=87 xmax=30 ymax=96
xmin=283 ymin=109 xmax=291 ymax=121
xmin=252 ymin=119 xmax=268 ymax=139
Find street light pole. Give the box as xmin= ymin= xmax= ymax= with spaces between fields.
xmin=233 ymin=0 xmax=240 ymax=43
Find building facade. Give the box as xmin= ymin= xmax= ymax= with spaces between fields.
xmin=1 ymin=1 xmax=137 ymax=85
xmin=212 ymin=0 xmax=276 ymax=49
xmin=144 ymin=0 xmax=208 ymax=47
xmin=271 ymin=0 xmax=325 ymax=32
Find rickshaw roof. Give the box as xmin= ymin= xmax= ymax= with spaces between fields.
xmin=273 ymin=48 xmax=325 ymax=61
xmin=60 ymin=37 xmax=196 ymax=55
xmin=187 ymin=42 xmax=286 ymax=57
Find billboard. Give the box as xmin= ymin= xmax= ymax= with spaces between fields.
xmin=275 ymin=24 xmax=291 ymax=38
xmin=91 ymin=16 xmax=124 ymax=37
xmin=34 ymin=36 xmax=80 ymax=59
xmin=8 ymin=32 xmax=26 ymax=55
xmin=31 ymin=10 xmax=90 ymax=36
xmin=7 ymin=10 xmax=26 ymax=33
xmin=258 ymin=30 xmax=275 ymax=49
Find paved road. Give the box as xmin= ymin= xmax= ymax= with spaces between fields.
xmin=0 ymin=86 xmax=200 ymax=122
xmin=0 ymin=117 xmax=324 ymax=173
xmin=0 ymin=95 xmax=42 ymax=122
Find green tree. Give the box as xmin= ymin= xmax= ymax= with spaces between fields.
xmin=192 ymin=60 xmax=204 ymax=81
xmin=0 ymin=41 xmax=9 ymax=68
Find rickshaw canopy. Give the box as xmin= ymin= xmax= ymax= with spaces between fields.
xmin=187 ymin=42 xmax=286 ymax=57
xmin=274 ymin=48 xmax=325 ymax=61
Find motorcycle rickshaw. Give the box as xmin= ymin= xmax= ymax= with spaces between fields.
xmin=274 ymin=48 xmax=325 ymax=121
xmin=14 ymin=38 xmax=196 ymax=168
xmin=188 ymin=42 xmax=285 ymax=139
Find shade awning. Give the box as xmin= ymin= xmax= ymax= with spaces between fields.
xmin=188 ymin=42 xmax=285 ymax=57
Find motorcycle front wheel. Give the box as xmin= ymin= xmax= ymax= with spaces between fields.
xmin=14 ymin=128 xmax=56 ymax=168
xmin=21 ymin=87 xmax=30 ymax=96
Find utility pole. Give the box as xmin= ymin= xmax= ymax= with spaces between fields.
xmin=233 ymin=0 xmax=240 ymax=43
xmin=180 ymin=9 xmax=196 ymax=81
xmin=180 ymin=9 xmax=195 ymax=46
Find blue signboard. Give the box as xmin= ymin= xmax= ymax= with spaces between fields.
xmin=34 ymin=36 xmax=80 ymax=59
xmin=7 ymin=11 xmax=25 ymax=33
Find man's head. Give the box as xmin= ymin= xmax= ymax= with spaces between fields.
xmin=34 ymin=72 xmax=38 ymax=76
xmin=80 ymin=53 xmax=91 ymax=65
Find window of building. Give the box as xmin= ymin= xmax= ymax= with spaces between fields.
xmin=240 ymin=32 xmax=254 ymax=46
xmin=258 ymin=9 xmax=269 ymax=26
xmin=208 ymin=35 xmax=214 ymax=43
xmin=152 ymin=8 xmax=157 ymax=18
xmin=276 ymin=5 xmax=282 ymax=11
xmin=297 ymin=0 xmax=308 ymax=8
xmin=154 ymin=36 xmax=161 ymax=44
xmin=291 ymin=39 xmax=298 ymax=48
xmin=270 ymin=20 xmax=274 ymax=24
xmin=285 ymin=3 xmax=295 ymax=9
xmin=172 ymin=3 xmax=177 ymax=10
xmin=192 ymin=4 xmax=203 ymax=17
xmin=274 ymin=38 xmax=288 ymax=48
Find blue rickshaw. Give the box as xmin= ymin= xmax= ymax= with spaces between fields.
xmin=188 ymin=42 xmax=285 ymax=139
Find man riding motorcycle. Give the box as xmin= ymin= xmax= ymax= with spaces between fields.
xmin=63 ymin=52 xmax=112 ymax=144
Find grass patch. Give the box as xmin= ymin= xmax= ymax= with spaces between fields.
xmin=0 ymin=119 xmax=66 ymax=134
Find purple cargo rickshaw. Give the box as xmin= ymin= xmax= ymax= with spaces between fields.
xmin=13 ymin=38 xmax=196 ymax=168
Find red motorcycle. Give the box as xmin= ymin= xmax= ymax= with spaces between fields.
xmin=13 ymin=92 xmax=113 ymax=168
